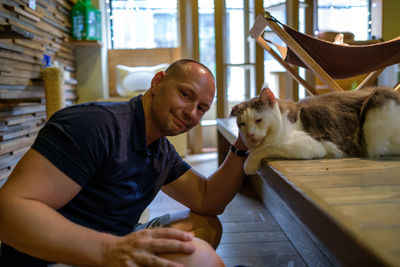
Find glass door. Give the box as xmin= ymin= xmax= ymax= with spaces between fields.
xmin=225 ymin=0 xmax=256 ymax=113
xmin=263 ymin=0 xmax=308 ymax=100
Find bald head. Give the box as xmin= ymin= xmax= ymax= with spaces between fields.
xmin=164 ymin=59 xmax=215 ymax=82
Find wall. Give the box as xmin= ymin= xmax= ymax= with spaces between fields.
xmin=0 ymin=0 xmax=77 ymax=186
xmin=382 ymin=0 xmax=400 ymax=40
xmin=75 ymin=45 xmax=107 ymax=102
xmin=75 ymin=0 xmax=108 ymax=103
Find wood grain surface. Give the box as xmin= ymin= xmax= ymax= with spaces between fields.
xmin=217 ymin=117 xmax=400 ymax=267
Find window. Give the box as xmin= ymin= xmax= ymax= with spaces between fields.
xmin=263 ymin=0 xmax=287 ymax=87
xmin=317 ymin=0 xmax=371 ymax=40
xmin=199 ymin=0 xmax=216 ymax=77
xmin=225 ymin=0 xmax=256 ymax=104
xmin=106 ymin=0 xmax=178 ymax=49
xmin=263 ymin=0 xmax=307 ymax=99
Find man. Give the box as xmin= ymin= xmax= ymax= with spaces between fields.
xmin=0 ymin=59 xmax=248 ymax=266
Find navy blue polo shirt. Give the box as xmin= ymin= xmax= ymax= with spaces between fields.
xmin=0 ymin=95 xmax=191 ymax=266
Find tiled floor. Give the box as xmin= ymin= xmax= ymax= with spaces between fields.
xmin=147 ymin=153 xmax=306 ymax=267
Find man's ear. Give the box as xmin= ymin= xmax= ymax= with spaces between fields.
xmin=150 ymin=71 xmax=165 ymax=94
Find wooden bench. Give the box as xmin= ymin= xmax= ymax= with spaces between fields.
xmin=217 ymin=118 xmax=400 ymax=267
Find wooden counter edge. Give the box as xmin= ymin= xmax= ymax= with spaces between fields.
xmin=257 ymin=161 xmax=393 ymax=267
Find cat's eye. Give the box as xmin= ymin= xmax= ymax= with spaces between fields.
xmin=255 ymin=119 xmax=262 ymax=124
xmin=239 ymin=122 xmax=246 ymax=127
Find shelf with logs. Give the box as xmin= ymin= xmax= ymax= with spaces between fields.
xmin=68 ymin=39 xmax=102 ymax=47
xmin=0 ymin=24 xmax=34 ymax=39
xmin=0 ymin=0 xmax=80 ymax=186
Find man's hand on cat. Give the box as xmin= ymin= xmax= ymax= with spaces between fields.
xmin=101 ymin=228 xmax=195 ymax=267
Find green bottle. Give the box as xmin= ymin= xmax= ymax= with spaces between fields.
xmin=71 ymin=0 xmax=101 ymax=41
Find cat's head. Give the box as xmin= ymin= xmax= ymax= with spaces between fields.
xmin=230 ymin=88 xmax=281 ymax=149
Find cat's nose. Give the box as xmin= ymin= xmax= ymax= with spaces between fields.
xmin=247 ymin=132 xmax=254 ymax=138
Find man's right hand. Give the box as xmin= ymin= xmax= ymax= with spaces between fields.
xmin=101 ymin=228 xmax=195 ymax=267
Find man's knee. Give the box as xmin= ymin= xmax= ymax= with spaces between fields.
xmin=160 ymin=237 xmax=225 ymax=267
xmin=171 ymin=212 xmax=222 ymax=249
xmin=202 ymin=214 xmax=222 ymax=247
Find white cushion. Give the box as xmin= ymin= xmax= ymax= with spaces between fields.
xmin=115 ymin=63 xmax=169 ymax=97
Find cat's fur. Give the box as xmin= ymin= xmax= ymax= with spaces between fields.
xmin=231 ymin=87 xmax=400 ymax=174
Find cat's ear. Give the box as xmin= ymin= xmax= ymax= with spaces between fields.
xmin=230 ymin=103 xmax=245 ymax=117
xmin=230 ymin=105 xmax=239 ymax=117
xmin=259 ymin=87 xmax=276 ymax=108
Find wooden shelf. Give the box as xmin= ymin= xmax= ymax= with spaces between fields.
xmin=68 ymin=40 xmax=102 ymax=47
xmin=0 ymin=24 xmax=34 ymax=39
xmin=0 ymin=91 xmax=44 ymax=103
xmin=217 ymin=117 xmax=400 ymax=267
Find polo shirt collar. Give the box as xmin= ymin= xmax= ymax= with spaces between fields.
xmin=129 ymin=95 xmax=160 ymax=158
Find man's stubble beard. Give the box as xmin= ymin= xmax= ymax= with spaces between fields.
xmin=150 ymin=102 xmax=182 ymax=137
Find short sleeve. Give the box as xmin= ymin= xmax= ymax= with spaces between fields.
xmin=163 ymin=140 xmax=191 ymax=185
xmin=32 ymin=105 xmax=118 ymax=187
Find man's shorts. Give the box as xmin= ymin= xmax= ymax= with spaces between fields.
xmin=133 ymin=213 xmax=172 ymax=231
xmin=133 ymin=210 xmax=191 ymax=231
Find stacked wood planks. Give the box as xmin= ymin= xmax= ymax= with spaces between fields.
xmin=0 ymin=0 xmax=78 ymax=186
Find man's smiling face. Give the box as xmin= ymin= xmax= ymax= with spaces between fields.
xmin=149 ymin=62 xmax=215 ymax=137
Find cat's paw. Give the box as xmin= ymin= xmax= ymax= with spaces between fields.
xmin=244 ymin=159 xmax=260 ymax=175
xmin=321 ymin=141 xmax=345 ymax=158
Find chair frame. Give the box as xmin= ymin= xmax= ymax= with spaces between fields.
xmin=250 ymin=11 xmax=397 ymax=95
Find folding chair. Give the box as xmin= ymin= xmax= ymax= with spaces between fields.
xmin=249 ymin=11 xmax=400 ymax=95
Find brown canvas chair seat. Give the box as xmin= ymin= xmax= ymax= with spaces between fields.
xmin=282 ymin=25 xmax=400 ymax=79
xmin=249 ymin=11 xmax=400 ymax=94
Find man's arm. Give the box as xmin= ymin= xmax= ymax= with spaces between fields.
xmin=0 ymin=149 xmax=194 ymax=266
xmin=0 ymin=149 xmax=112 ymax=265
xmin=162 ymin=138 xmax=247 ymax=215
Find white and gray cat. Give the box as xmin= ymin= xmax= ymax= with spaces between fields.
xmin=231 ymin=86 xmax=400 ymax=174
